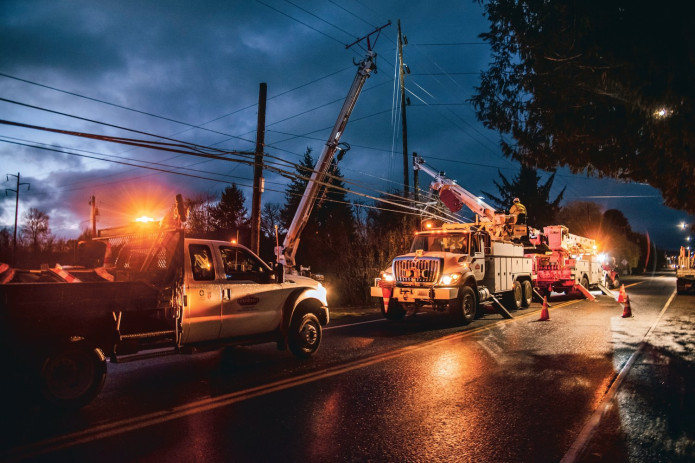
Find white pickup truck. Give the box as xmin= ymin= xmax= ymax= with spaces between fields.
xmin=0 ymin=227 xmax=328 ymax=409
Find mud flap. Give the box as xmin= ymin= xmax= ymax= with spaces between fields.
xmin=489 ymin=294 xmax=513 ymax=319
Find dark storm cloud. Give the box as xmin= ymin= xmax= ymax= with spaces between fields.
xmin=1 ymin=0 xmax=692 ymax=249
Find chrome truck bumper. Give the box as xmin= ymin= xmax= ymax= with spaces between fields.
xmin=370 ymin=285 xmax=459 ymax=302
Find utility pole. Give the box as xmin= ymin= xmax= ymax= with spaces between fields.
xmin=5 ymin=172 xmax=30 ymax=265
xmin=398 ymin=19 xmax=410 ymax=199
xmin=412 ymin=151 xmax=419 ymax=202
xmin=89 ymin=195 xmax=98 ymax=236
xmin=250 ymin=82 xmax=267 ymax=255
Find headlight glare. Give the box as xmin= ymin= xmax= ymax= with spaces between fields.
xmin=439 ymin=272 xmax=462 ymax=286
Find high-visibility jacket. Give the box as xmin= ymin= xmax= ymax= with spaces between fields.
xmin=510 ymin=202 xmax=526 ymax=216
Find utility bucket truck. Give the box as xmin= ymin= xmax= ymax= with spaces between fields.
xmin=371 ymin=156 xmax=533 ymax=323
xmin=526 ymin=225 xmax=611 ymax=297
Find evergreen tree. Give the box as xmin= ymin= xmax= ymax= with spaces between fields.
xmin=280 ymin=147 xmax=356 ymax=275
xmin=472 ymin=0 xmax=695 ymax=213
xmin=208 ymin=184 xmax=248 ymax=233
xmin=482 ymin=165 xmax=565 ymax=228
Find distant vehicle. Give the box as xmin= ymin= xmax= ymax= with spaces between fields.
xmin=677 ymin=246 xmax=695 ymax=294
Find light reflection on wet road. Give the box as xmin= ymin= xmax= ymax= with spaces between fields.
xmin=3 ymin=274 xmax=690 ymax=462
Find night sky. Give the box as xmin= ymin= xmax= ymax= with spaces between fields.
xmin=1 ymin=0 xmax=693 ymax=250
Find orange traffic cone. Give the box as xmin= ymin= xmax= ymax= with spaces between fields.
xmin=538 ymin=296 xmax=550 ymax=321
xmin=617 ymin=284 xmax=626 ymax=303
xmin=621 ymin=294 xmax=632 ymax=318
xmin=381 ymin=287 xmax=393 ymax=313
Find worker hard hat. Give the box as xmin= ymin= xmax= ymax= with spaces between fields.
xmin=513 ymin=197 xmax=520 ymax=203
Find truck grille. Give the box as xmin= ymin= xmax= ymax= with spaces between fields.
xmin=393 ymin=257 xmax=441 ymax=284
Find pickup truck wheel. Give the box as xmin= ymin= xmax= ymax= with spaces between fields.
xmin=41 ymin=342 xmax=106 ymax=409
xmin=288 ymin=313 xmax=322 ymax=359
xmin=521 ymin=280 xmax=533 ymax=308
xmin=503 ymin=281 xmax=522 ymax=310
xmin=382 ymin=298 xmax=406 ymax=320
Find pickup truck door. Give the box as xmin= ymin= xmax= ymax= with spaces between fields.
xmin=217 ymin=245 xmax=284 ymax=338
xmin=181 ymin=243 xmax=222 ymax=344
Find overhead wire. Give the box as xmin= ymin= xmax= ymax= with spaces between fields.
xmin=0 ymin=118 xmax=457 ymax=222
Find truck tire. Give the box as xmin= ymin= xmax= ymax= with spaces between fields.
xmin=288 ymin=313 xmax=322 ymax=359
xmin=449 ymin=286 xmax=476 ymax=325
xmin=581 ymin=275 xmax=590 ymax=290
xmin=521 ymin=280 xmax=533 ymax=308
xmin=40 ymin=341 xmax=107 ymax=410
xmin=382 ymin=298 xmax=406 ymax=321
xmin=503 ymin=281 xmax=522 ymax=310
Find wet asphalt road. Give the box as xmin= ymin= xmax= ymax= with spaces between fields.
xmin=2 ymin=273 xmax=692 ymax=462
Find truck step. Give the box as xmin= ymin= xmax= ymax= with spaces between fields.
xmin=110 ymin=347 xmax=178 ymax=364
xmin=120 ymin=330 xmax=176 ymax=340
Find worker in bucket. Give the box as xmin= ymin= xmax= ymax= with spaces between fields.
xmin=509 ymin=197 xmax=527 ymax=225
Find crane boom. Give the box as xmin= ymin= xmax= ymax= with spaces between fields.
xmin=279 ymin=51 xmax=377 ymax=269
xmin=413 ymin=155 xmax=499 ymax=222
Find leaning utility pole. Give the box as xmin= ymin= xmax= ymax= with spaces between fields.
xmin=398 ymin=19 xmax=410 ymax=199
xmin=250 ymin=82 xmax=267 ymax=255
xmin=5 ymin=172 xmax=30 ymax=265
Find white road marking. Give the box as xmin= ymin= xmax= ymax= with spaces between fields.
xmin=560 ymin=289 xmax=677 ymax=463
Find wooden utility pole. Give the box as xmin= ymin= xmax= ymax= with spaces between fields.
xmin=5 ymin=172 xmax=30 ymax=265
xmin=412 ymin=151 xmax=419 ymax=202
xmin=250 ymin=82 xmax=267 ymax=255
xmin=89 ymin=195 xmax=97 ymax=236
xmin=398 ymin=20 xmax=410 ymax=198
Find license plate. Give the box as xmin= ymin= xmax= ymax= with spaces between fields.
xmin=414 ymin=289 xmax=430 ymax=298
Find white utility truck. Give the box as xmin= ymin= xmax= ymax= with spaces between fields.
xmin=371 ymin=156 xmax=533 ymax=323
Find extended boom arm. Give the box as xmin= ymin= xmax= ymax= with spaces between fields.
xmin=279 ymin=51 xmax=377 ymax=269
xmin=413 ymin=155 xmax=499 ymax=222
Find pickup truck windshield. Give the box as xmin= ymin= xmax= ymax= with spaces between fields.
xmin=410 ymin=233 xmax=470 ymax=254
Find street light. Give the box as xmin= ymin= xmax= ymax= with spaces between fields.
xmin=654 ymin=107 xmax=671 ymax=119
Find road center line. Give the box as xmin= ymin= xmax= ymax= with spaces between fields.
xmin=560 ymin=289 xmax=677 ymax=463
xmin=5 ymin=299 xmax=580 ymax=461
xmin=324 ymin=318 xmax=385 ymax=330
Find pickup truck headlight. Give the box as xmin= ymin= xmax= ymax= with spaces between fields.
xmin=438 ymin=272 xmax=462 ymax=286
xmin=381 ymin=271 xmax=395 ymax=282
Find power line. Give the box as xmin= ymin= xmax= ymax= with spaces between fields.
xmin=411 ymin=42 xmax=486 ymax=46
xmin=255 ymin=0 xmax=347 ymax=47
